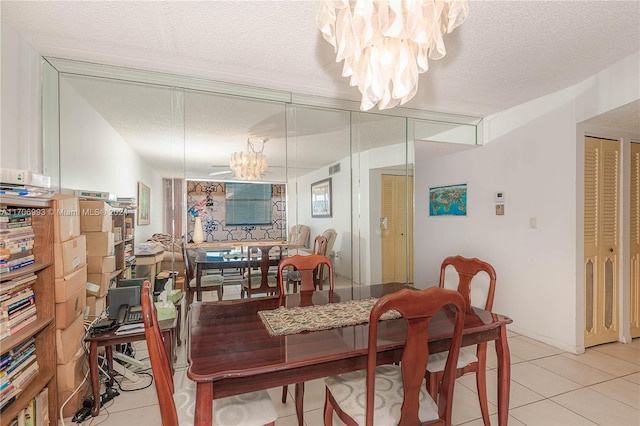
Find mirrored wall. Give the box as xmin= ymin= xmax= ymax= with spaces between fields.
xmin=43 ymin=58 xmax=480 ymax=288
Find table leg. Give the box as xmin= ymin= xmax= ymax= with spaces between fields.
xmin=196 ymin=264 xmax=203 ymax=302
xmin=106 ymin=345 xmax=114 ymax=387
xmin=295 ymin=382 xmax=305 ymax=426
xmin=495 ymin=323 xmax=511 ymax=426
xmin=89 ymin=341 xmax=101 ymax=417
xmin=195 ymin=382 xmax=213 ymax=426
xmin=175 ymin=302 xmax=182 ymax=346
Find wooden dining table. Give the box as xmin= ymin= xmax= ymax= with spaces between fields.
xmin=187 ymin=283 xmax=513 ymax=425
xmin=190 ymin=241 xmax=287 ymax=301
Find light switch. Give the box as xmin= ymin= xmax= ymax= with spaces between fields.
xmin=529 ymin=217 xmax=538 ymax=229
xmin=496 ymin=205 xmax=504 ymax=215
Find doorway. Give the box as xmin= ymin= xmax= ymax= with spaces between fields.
xmin=584 ymin=136 xmax=620 ymax=347
xmin=381 ymin=174 xmax=414 ymax=284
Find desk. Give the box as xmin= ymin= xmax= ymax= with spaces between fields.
xmin=187 ymin=283 xmax=513 ymax=426
xmin=84 ymin=318 xmax=176 ymax=417
xmin=192 ymin=241 xmax=287 ymax=301
xmin=134 ymin=247 xmax=165 ymax=291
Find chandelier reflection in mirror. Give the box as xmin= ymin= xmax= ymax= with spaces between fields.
xmin=230 ymin=138 xmax=268 ymax=180
xmin=316 ymin=0 xmax=469 ymax=111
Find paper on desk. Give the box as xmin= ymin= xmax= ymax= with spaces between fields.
xmin=114 ymin=324 xmax=145 ymax=335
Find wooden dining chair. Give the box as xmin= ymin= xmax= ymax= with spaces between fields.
xmin=286 ymin=235 xmax=328 ymax=293
xmin=425 ymin=255 xmax=497 ymax=426
xmin=241 ymin=245 xmax=282 ymax=298
xmin=324 ymin=286 xmax=466 ymax=425
xmin=182 ymin=244 xmax=224 ymax=304
xmin=317 ymin=228 xmax=337 ymax=289
xmin=277 ymin=254 xmax=334 ymax=426
xmin=141 ymin=280 xmax=278 ymax=426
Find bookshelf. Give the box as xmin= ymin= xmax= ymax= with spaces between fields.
xmin=112 ymin=208 xmax=135 ymax=282
xmin=0 ymin=196 xmax=57 ymax=426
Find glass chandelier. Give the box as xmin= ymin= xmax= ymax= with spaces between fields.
xmin=229 ymin=138 xmax=268 ymax=180
xmin=316 ymin=0 xmax=469 ymax=111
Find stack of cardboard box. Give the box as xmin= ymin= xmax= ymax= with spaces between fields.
xmin=80 ymin=201 xmax=116 ymax=304
xmin=51 ymin=194 xmax=89 ymax=417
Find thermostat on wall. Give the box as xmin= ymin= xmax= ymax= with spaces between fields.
xmin=494 ymin=192 xmax=505 ymax=203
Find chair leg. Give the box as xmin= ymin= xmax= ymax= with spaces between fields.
xmin=294 ymin=382 xmax=304 ymax=426
xmin=187 ymin=287 xmax=193 ymax=306
xmin=323 ymin=388 xmax=334 ymax=426
xmin=426 ymin=370 xmax=439 ymax=402
xmin=476 ymin=345 xmax=490 ymax=426
xmin=217 ymin=284 xmax=223 ymax=301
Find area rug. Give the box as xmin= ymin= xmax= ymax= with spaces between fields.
xmin=258 ymin=298 xmax=401 ymax=337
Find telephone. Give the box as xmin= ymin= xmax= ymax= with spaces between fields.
xmin=116 ymin=304 xmax=143 ymax=325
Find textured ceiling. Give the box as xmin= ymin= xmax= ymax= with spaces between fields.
xmin=2 ymin=1 xmax=638 ymax=180
xmin=3 ymin=0 xmax=639 ymax=118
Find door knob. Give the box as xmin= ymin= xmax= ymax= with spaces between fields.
xmin=609 ymin=248 xmax=614 ymax=253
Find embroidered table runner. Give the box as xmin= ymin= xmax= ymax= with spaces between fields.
xmin=258 ymin=298 xmax=401 ymax=337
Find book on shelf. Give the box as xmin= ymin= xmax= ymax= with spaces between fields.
xmin=0 ymin=210 xmax=32 ymax=222
xmin=3 ymin=343 xmax=36 ymax=376
xmin=0 ymin=255 xmax=35 ymax=274
xmin=21 ymin=397 xmax=35 ymax=426
xmin=0 ymin=221 xmax=33 ymax=230
xmin=7 ymin=315 xmax=37 ymax=336
xmin=0 ymin=274 xmax=37 ymax=294
xmin=34 ymin=388 xmax=48 ymax=425
xmin=4 ymin=293 xmax=36 ymax=317
xmin=11 ymin=359 xmax=38 ymax=391
xmin=0 ymin=227 xmax=35 ymax=239
xmin=0 ymin=251 xmax=35 ymax=268
xmin=0 ymin=386 xmax=20 ymax=412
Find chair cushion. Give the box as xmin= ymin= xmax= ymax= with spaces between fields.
xmin=188 ymin=274 xmax=224 ymax=288
xmin=241 ymin=275 xmax=277 ymax=289
xmin=174 ymin=382 xmax=277 ymax=426
xmin=426 ymin=346 xmax=478 ymax=372
xmin=325 ymin=364 xmax=438 ymax=425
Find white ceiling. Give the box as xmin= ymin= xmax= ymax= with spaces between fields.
xmin=2 ymin=0 xmax=638 ymax=182
xmin=3 ymin=0 xmax=639 ymax=120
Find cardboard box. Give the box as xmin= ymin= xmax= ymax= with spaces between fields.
xmin=87 ymin=255 xmax=116 ymax=274
xmin=84 ymin=231 xmax=114 ymax=257
xmin=55 ymin=283 xmax=87 ymax=329
xmin=79 ymin=200 xmax=113 ymax=232
xmin=86 ymin=295 xmax=107 ymax=319
xmin=54 ymin=265 xmax=87 ymax=303
xmin=56 ymin=314 xmax=85 ymax=364
xmin=54 ymin=235 xmax=87 ymax=278
xmin=56 ymin=347 xmax=86 ymax=391
xmin=86 ymin=271 xmax=116 ymax=297
xmin=52 ymin=194 xmax=81 ymax=243
xmin=58 ymin=381 xmax=89 ymax=418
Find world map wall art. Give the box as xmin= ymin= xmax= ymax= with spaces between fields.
xmin=429 ymin=183 xmax=468 ymax=216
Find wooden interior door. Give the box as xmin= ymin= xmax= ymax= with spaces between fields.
xmin=584 ymin=136 xmax=620 ymax=347
xmin=381 ymin=174 xmax=414 ymax=283
xmin=631 ymin=142 xmax=640 ymax=338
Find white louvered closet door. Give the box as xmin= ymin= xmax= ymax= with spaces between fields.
xmin=584 ymin=137 xmax=620 ymax=347
xmin=630 ymin=142 xmax=640 ymax=338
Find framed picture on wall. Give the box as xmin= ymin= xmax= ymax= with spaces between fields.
xmin=311 ymin=178 xmax=332 ymax=218
xmin=429 ymin=183 xmax=467 ymax=216
xmin=138 ymin=181 xmax=151 ymax=225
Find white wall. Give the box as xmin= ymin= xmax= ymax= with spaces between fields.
xmin=415 ymin=51 xmax=639 ymax=353
xmin=1 ymin=23 xmax=42 ymax=172
xmin=59 ymin=78 xmax=163 ymax=242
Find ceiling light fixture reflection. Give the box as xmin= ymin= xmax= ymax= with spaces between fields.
xmin=316 ymin=0 xmax=469 ymax=111
xmin=230 ymin=138 xmax=268 ymax=180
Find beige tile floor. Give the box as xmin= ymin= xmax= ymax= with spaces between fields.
xmin=61 ymin=285 xmax=640 ymax=426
